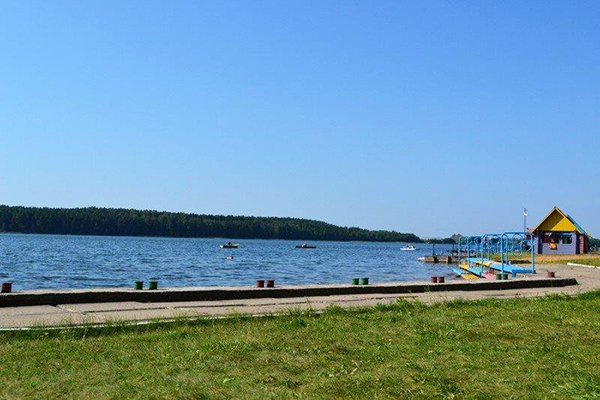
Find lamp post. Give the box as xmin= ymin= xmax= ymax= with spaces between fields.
xmin=523 ymin=207 xmax=528 ymax=233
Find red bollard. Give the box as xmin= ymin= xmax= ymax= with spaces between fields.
xmin=1 ymin=282 xmax=12 ymax=293
xmin=547 ymin=271 xmax=556 ymax=278
xmin=438 ymin=276 xmax=445 ymax=283
xmin=256 ymin=279 xmax=265 ymax=288
xmin=430 ymin=276 xmax=438 ymax=283
xmin=266 ymin=279 xmax=275 ymax=288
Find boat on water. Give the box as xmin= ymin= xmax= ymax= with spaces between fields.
xmin=296 ymin=242 xmax=316 ymax=249
xmin=220 ymin=242 xmax=239 ymax=249
xmin=400 ymin=244 xmax=416 ymax=251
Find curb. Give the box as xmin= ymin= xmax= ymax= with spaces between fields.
xmin=567 ymin=262 xmax=599 ymax=269
xmin=0 ymin=278 xmax=579 ymax=308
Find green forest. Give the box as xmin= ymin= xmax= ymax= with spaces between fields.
xmin=0 ymin=206 xmax=422 ymax=243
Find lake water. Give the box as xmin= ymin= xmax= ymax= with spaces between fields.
xmin=0 ymin=234 xmax=456 ymax=290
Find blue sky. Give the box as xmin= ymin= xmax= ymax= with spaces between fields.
xmin=1 ymin=1 xmax=598 ymax=237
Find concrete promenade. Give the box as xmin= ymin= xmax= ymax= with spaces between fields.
xmin=1 ymin=263 xmax=598 ymax=329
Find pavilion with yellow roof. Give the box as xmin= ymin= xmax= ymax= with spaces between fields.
xmin=532 ymin=206 xmax=591 ymax=254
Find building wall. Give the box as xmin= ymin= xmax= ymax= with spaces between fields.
xmin=578 ymin=233 xmax=590 ymax=254
xmin=536 ymin=231 xmax=578 ymax=254
xmin=536 ymin=233 xmax=548 ymax=255
xmin=541 ymin=242 xmax=576 ymax=254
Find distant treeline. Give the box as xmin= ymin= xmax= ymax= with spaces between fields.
xmin=591 ymin=237 xmax=600 ymax=249
xmin=0 ymin=206 xmax=422 ymax=243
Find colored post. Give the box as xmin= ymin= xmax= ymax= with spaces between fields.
xmin=500 ymin=234 xmax=505 ymax=275
xmin=480 ymin=236 xmax=484 ymax=277
xmin=466 ymin=238 xmax=470 ymax=271
xmin=531 ymin=233 xmax=536 ymax=273
xmin=149 ymin=280 xmax=158 ymax=290
xmin=351 ymin=278 xmax=359 ymax=285
xmin=134 ymin=281 xmax=143 ymax=290
xmin=360 ymin=277 xmax=369 ymax=285
xmin=1 ymin=282 xmax=12 ymax=293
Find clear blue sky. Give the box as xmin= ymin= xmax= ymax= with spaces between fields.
xmin=1 ymin=1 xmax=598 ymax=237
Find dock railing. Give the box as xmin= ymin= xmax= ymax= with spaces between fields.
xmin=458 ymin=232 xmax=535 ymax=277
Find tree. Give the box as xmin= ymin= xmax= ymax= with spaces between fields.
xmin=0 ymin=205 xmax=423 ymax=243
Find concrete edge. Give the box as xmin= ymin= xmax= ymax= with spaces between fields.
xmin=567 ymin=262 xmax=599 ymax=269
xmin=0 ymin=283 xmax=584 ymax=332
xmin=0 ymin=278 xmax=578 ymax=308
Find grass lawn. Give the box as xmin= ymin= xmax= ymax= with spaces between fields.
xmin=2 ymin=293 xmax=600 ymax=399
xmin=535 ymin=252 xmax=600 ymax=266
xmin=490 ymin=252 xmax=600 ymax=266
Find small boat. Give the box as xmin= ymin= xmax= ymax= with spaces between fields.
xmin=400 ymin=244 xmax=416 ymax=251
xmin=296 ymin=242 xmax=316 ymax=249
xmin=220 ymin=242 xmax=239 ymax=249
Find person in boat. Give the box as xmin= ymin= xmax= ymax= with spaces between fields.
xmin=302 ymin=242 xmax=308 ymax=248
xmin=227 ymin=241 xmax=232 ymax=247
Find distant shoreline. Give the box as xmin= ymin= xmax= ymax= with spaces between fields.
xmin=0 ymin=231 xmax=457 ymax=244
xmin=0 ymin=205 xmax=448 ymax=244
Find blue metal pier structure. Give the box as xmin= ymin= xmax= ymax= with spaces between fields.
xmin=455 ymin=232 xmax=535 ymax=278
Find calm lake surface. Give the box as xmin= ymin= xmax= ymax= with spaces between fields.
xmin=0 ymin=234 xmax=456 ymax=290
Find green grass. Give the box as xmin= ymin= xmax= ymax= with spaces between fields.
xmin=488 ymin=252 xmax=600 ymax=266
xmin=2 ymin=293 xmax=600 ymax=398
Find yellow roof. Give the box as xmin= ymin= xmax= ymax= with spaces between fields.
xmin=533 ymin=206 xmax=589 ymax=236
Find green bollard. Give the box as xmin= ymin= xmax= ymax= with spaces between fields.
xmin=149 ymin=280 xmax=158 ymax=290
xmin=360 ymin=277 xmax=369 ymax=285
xmin=351 ymin=278 xmax=359 ymax=285
xmin=502 ymin=273 xmax=509 ymax=280
xmin=134 ymin=281 xmax=143 ymax=290
xmin=495 ymin=274 xmax=502 ymax=280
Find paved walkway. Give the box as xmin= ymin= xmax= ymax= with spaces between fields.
xmin=1 ymin=263 xmax=599 ymax=329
